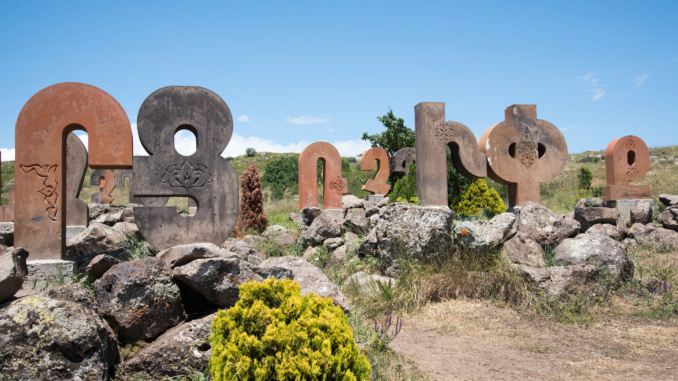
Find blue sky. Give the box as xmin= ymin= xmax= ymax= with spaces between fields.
xmin=1 ymin=0 xmax=676 ymax=160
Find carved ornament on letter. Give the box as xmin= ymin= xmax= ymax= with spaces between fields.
xmin=21 ymin=164 xmax=59 ymax=221
xmin=161 ymin=160 xmax=212 ymax=191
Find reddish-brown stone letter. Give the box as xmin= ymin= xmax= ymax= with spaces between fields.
xmin=602 ymin=135 xmax=651 ymax=201
xmin=299 ymin=142 xmax=347 ymax=210
xmin=360 ymin=147 xmax=391 ymax=195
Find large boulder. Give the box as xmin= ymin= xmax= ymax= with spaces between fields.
xmin=0 ymin=284 xmax=119 ymax=380
xmin=302 ymin=211 xmax=343 ymax=245
xmin=94 ymin=257 xmax=185 ymax=340
xmin=584 ymin=224 xmax=625 ymax=241
xmin=88 ymin=203 xmax=111 ymax=220
xmin=514 ymin=202 xmax=580 ymax=245
xmin=0 ymin=247 xmax=28 ymax=302
xmin=173 ymin=258 xmax=284 ymax=308
xmin=86 ymin=254 xmax=121 ymax=281
xmin=343 ymin=209 xmax=371 ymax=235
xmin=257 ymin=256 xmax=350 ymax=313
xmin=342 ymin=194 xmax=364 ymax=209
xmin=113 ymin=221 xmax=141 ymax=239
xmin=221 ymin=238 xmax=264 ymax=264
xmin=123 ymin=313 xmax=215 ymax=378
xmin=300 ymin=207 xmax=323 ymax=226
xmin=628 ymin=223 xmax=678 ymax=249
xmin=503 ymin=233 xmax=545 ymax=267
xmin=95 ymin=206 xmax=134 ymax=226
xmin=0 ymin=222 xmax=14 ymax=248
xmin=358 ymin=203 xmax=454 ymax=276
xmin=454 ymin=213 xmax=517 ymax=253
xmin=554 ymin=234 xmax=633 ymax=282
xmin=65 ymin=222 xmax=131 ymax=258
xmin=630 ymin=199 xmax=654 ymax=225
xmin=574 ymin=205 xmax=619 ymax=231
xmin=659 ymin=194 xmax=678 ymax=207
xmin=157 ymin=243 xmax=238 ymax=269
xmin=262 ymin=225 xmax=297 ymax=250
xmin=324 ymin=237 xmax=345 ymax=251
xmin=519 ymin=264 xmax=599 ymax=295
xmin=660 ymin=206 xmax=678 ymax=232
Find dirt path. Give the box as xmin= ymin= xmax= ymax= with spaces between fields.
xmin=391 ymin=300 xmax=678 ymax=380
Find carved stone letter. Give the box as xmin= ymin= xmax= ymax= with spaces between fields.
xmin=360 ymin=147 xmax=391 ymax=195
xmin=390 ymin=147 xmax=416 ymax=174
xmin=90 ymin=169 xmax=116 ymax=204
xmin=299 ymin=142 xmax=347 ymax=210
xmin=602 ymin=135 xmax=651 ymax=201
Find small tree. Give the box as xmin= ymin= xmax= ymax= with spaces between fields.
xmin=245 ymin=147 xmax=257 ymax=157
xmin=389 ymin=162 xmax=417 ymax=203
xmin=578 ymin=167 xmax=593 ymax=193
xmin=362 ymin=108 xmax=415 ymax=156
xmin=451 ymin=179 xmax=507 ymax=218
xmin=236 ymin=164 xmax=268 ymax=234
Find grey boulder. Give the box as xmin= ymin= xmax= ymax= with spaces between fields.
xmin=324 ymin=237 xmax=345 ymax=250
xmin=221 ymin=238 xmax=264 ymax=264
xmin=515 ymin=202 xmax=580 ymax=245
xmin=157 ymin=242 xmax=239 ymax=269
xmin=628 ymin=223 xmax=678 ymax=249
xmin=86 ymin=254 xmax=121 ymax=281
xmin=123 ymin=313 xmax=216 ymax=378
xmin=0 ymin=247 xmax=28 ymax=302
xmin=630 ymin=199 xmax=654 ymax=225
xmin=65 ymin=222 xmax=131 ymax=258
xmin=343 ymin=209 xmax=371 ymax=235
xmin=519 ymin=264 xmax=599 ymax=295
xmin=258 ymin=256 xmax=350 ymax=313
xmin=0 ymin=284 xmax=119 ymax=380
xmin=94 ymin=257 xmax=185 ymax=340
xmin=95 ymin=206 xmax=134 ymax=226
xmin=554 ymin=234 xmax=633 ymax=282
xmin=300 ymin=207 xmax=323 ymax=226
xmin=113 ymin=221 xmax=141 ymax=239
xmin=659 ymin=194 xmax=678 ymax=207
xmin=302 ymin=211 xmax=343 ymax=245
xmin=454 ymin=213 xmax=517 ymax=253
xmin=503 ymin=233 xmax=545 ymax=267
xmin=88 ymin=203 xmax=111 ymax=220
xmin=584 ymin=224 xmax=625 ymax=241
xmin=574 ymin=205 xmax=619 ymax=231
xmin=263 ymin=225 xmax=297 ymax=250
xmin=660 ymin=206 xmax=678 ymax=232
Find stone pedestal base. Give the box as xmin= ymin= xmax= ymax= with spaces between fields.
xmin=603 ymin=185 xmax=651 ymax=202
xmin=66 ymin=226 xmax=86 ymax=240
xmin=367 ymin=195 xmax=386 ymax=204
xmin=323 ymin=209 xmax=344 ymax=220
xmin=22 ymin=260 xmax=77 ymax=292
xmin=605 ymin=199 xmax=652 ymax=226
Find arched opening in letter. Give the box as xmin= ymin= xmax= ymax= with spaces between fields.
xmin=628 ymin=150 xmax=636 ymax=166
xmin=174 ymin=126 xmax=198 ymax=156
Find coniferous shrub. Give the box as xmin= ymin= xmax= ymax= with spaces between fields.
xmin=236 ymin=164 xmax=268 ymax=234
xmin=388 ymin=162 xmax=417 ymax=204
xmin=451 ymin=179 xmax=507 ymax=218
xmin=209 ymin=278 xmax=370 ymax=381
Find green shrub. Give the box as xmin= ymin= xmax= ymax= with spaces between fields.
xmin=451 ymin=179 xmax=507 ymax=217
xmin=209 ymin=278 xmax=370 ymax=381
xmin=577 ymin=167 xmax=593 ymax=192
xmin=389 ymin=162 xmax=417 ymax=204
xmin=246 ymin=147 xmax=257 ymax=157
xmin=262 ymin=155 xmax=299 ymax=200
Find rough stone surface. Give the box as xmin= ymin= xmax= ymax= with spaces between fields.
xmin=88 ymin=203 xmax=111 ymax=220
xmin=263 ymin=225 xmax=297 ymax=249
xmin=301 ymin=245 xmax=319 ymax=261
xmin=220 ymin=238 xmax=264 ymax=264
xmin=0 ymin=221 xmax=14 ymax=247
xmin=94 ymin=257 xmax=185 ymax=340
xmin=519 ymin=264 xmax=599 ymax=295
xmin=123 ymin=313 xmax=216 ymax=378
xmin=113 ymin=221 xmax=141 ymax=239
xmin=302 ymin=211 xmax=343 ymax=245
xmin=0 ymin=247 xmax=29 ymax=302
xmin=300 ymin=207 xmax=323 ymax=226
xmin=624 ymin=238 xmax=638 ymax=249
xmin=628 ymin=223 xmax=678 ymax=249
xmin=289 ymin=213 xmax=299 ymax=223
xmin=258 ymin=256 xmax=350 ymax=313
xmin=299 ymin=142 xmax=346 ymax=210
xmin=157 ymin=243 xmax=239 ymax=269
xmin=503 ymin=233 xmax=545 ymax=267
xmin=99 ymin=207 xmax=134 ymax=226
xmin=574 ymin=206 xmax=619 ymax=231
xmin=359 ymin=203 xmax=454 ymax=276
xmin=86 ymin=254 xmax=121 ymax=281
xmin=390 ymin=147 xmax=416 ymax=174
xmin=554 ymin=234 xmax=633 ymax=282
xmin=454 ymin=213 xmax=517 ymax=253
xmin=324 ymin=237 xmax=345 ymax=251
xmin=660 ymin=206 xmax=678 ymax=232
xmin=630 ymin=199 xmax=654 ymax=225
xmin=345 ymin=271 xmax=397 ymax=296
xmin=331 ymin=245 xmax=349 ymax=262
xmin=342 ymin=195 xmax=363 ymax=209
xmin=22 ymin=259 xmax=77 ymax=292
xmin=174 ymin=258 xmax=278 ymax=308
xmin=659 ymin=194 xmax=678 ymax=207
xmin=514 ymin=202 xmax=580 ymax=246
xmin=585 ymin=224 xmax=625 ymax=241
xmin=575 ymin=197 xmax=604 ymax=208
xmin=343 ymin=209 xmax=371 ymax=235
xmin=244 ymin=234 xmax=266 ymax=247
xmin=0 ymin=284 xmax=119 ymax=380
xmin=365 ymin=206 xmax=380 ymax=218
xmin=65 ymin=222 xmax=131 ymax=259
xmin=377 ymin=197 xmax=389 ymax=208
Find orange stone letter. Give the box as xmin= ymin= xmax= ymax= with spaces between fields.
xmin=299 ymin=142 xmax=347 ymax=210
xmin=15 ymin=83 xmax=133 ymax=260
xmin=478 ymin=105 xmax=567 ymax=208
xmin=602 ymin=135 xmax=651 ymax=201
xmin=360 ymin=147 xmax=391 ymax=195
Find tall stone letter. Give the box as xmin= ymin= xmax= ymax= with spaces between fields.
xmin=478 ymin=104 xmax=567 ymax=208
xmin=15 ymin=83 xmax=132 ymax=260
xmin=415 ymin=102 xmax=487 ymax=207
xmin=390 ymin=147 xmax=416 ymax=174
xmin=299 ymin=142 xmax=347 ymax=211
xmin=132 ymin=86 xmax=239 ymax=251
xmin=65 ymin=133 xmax=89 ymax=236
xmin=602 ymin=135 xmax=651 ymax=201
xmin=0 ymin=152 xmax=14 ymax=222
xmin=90 ymin=169 xmax=116 ymax=204
xmin=360 ymin=147 xmax=391 ymax=195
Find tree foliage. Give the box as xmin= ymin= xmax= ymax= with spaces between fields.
xmin=389 ymin=162 xmax=417 ymax=204
xmin=361 ymin=108 xmax=415 ymax=156
xmin=245 ymin=147 xmax=257 ymax=157
xmin=236 ymin=164 xmax=268 ymax=234
xmin=262 ymin=156 xmax=299 ymax=200
xmin=577 ymin=167 xmax=593 ymax=192
xmin=451 ymin=179 xmax=507 ymax=218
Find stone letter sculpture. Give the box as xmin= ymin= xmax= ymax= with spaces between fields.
xmin=15 ymin=82 xmax=132 ymax=260
xmin=90 ymin=169 xmax=116 ymax=204
xmin=65 ymin=133 xmax=89 ymax=236
xmin=299 ymin=142 xmax=347 ymax=210
xmin=0 ymin=152 xmax=14 ymax=222
xmin=360 ymin=147 xmax=391 ymax=195
xmin=132 ymin=86 xmax=238 ymax=251
xmin=602 ymin=135 xmax=651 ymax=201
xmin=390 ymin=147 xmax=415 ymax=174
xmin=415 ymin=102 xmax=487 ymax=207
xmin=114 ymin=170 xmax=167 ymax=206
xmin=478 ymin=104 xmax=567 ymax=208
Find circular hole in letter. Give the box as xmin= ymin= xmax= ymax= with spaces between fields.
xmin=628 ymin=150 xmax=636 ymax=166
xmin=508 ymin=143 xmax=516 ymax=158
xmin=174 ymin=127 xmax=197 ymax=156
xmin=538 ymin=143 xmax=546 ymax=159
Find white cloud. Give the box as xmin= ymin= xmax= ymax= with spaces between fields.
xmin=576 ymin=72 xmax=606 ymax=101
xmin=0 ymin=148 xmax=15 ymax=161
xmin=75 ymin=133 xmax=88 ymax=150
xmin=634 ymin=74 xmax=649 ymax=88
xmin=286 ymin=115 xmax=330 ymax=124
xmin=238 ymin=115 xmax=250 ymax=122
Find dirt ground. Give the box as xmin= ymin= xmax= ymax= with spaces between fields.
xmin=391 ymin=298 xmax=678 ymax=380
